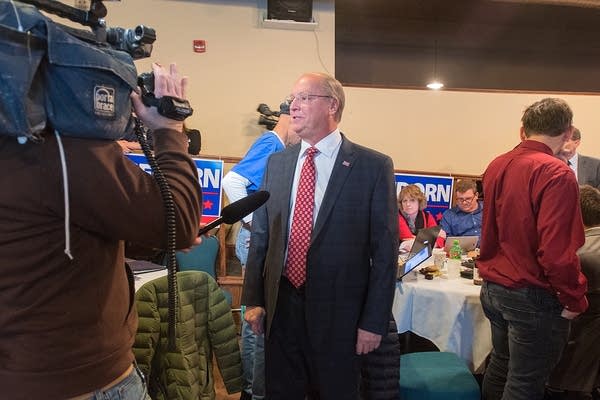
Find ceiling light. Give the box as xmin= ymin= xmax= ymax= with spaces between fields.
xmin=426 ymin=40 xmax=444 ymax=90
xmin=426 ymin=81 xmax=444 ymax=90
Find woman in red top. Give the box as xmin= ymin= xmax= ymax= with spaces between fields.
xmin=398 ymin=184 xmax=441 ymax=251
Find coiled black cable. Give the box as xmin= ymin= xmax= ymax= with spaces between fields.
xmin=134 ymin=118 xmax=178 ymax=351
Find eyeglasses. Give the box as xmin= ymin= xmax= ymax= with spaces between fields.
xmin=456 ymin=196 xmax=475 ymax=204
xmin=286 ymin=92 xmax=333 ymax=105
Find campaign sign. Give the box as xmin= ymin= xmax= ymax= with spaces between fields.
xmin=395 ymin=173 xmax=454 ymax=222
xmin=127 ymin=154 xmax=223 ymax=224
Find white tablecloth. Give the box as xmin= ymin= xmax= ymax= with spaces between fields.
xmin=392 ymin=273 xmax=492 ymax=372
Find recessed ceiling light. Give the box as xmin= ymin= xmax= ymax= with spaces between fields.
xmin=426 ymin=81 xmax=444 ymax=90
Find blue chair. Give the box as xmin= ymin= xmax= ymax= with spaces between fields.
xmin=173 ymin=235 xmax=234 ymax=306
xmin=400 ymin=351 xmax=480 ymax=400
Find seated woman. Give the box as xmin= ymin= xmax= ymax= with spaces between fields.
xmin=398 ymin=184 xmax=442 ymax=252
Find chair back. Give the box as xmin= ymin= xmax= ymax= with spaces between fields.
xmin=174 ymin=235 xmax=235 ymax=307
xmin=175 ymin=235 xmax=219 ymax=278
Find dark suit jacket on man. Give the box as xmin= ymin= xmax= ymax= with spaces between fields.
xmin=578 ymin=154 xmax=600 ymax=188
xmin=241 ymin=134 xmax=399 ymax=353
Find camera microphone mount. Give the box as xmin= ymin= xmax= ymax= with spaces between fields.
xmin=17 ymin=0 xmax=155 ymax=59
xmin=18 ymin=0 xmax=106 ymax=28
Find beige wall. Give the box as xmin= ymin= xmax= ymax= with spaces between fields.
xmin=103 ymin=0 xmax=600 ymax=176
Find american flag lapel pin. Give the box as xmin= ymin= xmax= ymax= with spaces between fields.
xmin=342 ymin=161 xmax=351 ymax=167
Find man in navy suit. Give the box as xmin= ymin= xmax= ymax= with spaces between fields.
xmin=241 ymin=72 xmax=399 ymax=399
xmin=560 ymin=127 xmax=600 ymax=188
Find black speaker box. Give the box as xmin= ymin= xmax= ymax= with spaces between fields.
xmin=267 ymin=0 xmax=313 ymax=23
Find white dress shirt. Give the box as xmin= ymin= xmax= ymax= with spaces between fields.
xmin=289 ymin=129 xmax=343 ymax=232
xmin=568 ymin=153 xmax=579 ymax=181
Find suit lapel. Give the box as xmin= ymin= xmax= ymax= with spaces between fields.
xmin=311 ymin=135 xmax=356 ymax=243
xmin=279 ymin=145 xmax=300 ymax=243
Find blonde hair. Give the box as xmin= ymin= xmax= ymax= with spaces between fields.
xmin=398 ymin=184 xmax=427 ymax=211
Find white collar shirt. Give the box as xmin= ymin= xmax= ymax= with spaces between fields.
xmin=568 ymin=153 xmax=579 ymax=180
xmin=289 ymin=129 xmax=342 ymax=230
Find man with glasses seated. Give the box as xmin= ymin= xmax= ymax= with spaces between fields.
xmin=440 ymin=178 xmax=483 ymax=240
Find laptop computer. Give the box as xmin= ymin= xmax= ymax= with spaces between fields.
xmin=397 ymin=244 xmax=431 ymax=280
xmin=443 ymin=235 xmax=479 ymax=254
xmin=125 ymin=258 xmax=166 ymax=274
xmin=401 ymin=225 xmax=441 ymax=259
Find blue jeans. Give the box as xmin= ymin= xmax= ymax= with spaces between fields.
xmin=238 ymin=226 xmax=265 ymax=399
xmin=241 ymin=310 xmax=266 ymax=400
xmin=89 ymin=365 xmax=150 ymax=400
xmin=236 ymin=226 xmax=251 ymax=266
xmin=480 ymin=281 xmax=571 ymax=400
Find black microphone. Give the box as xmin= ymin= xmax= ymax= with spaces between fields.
xmin=197 ymin=190 xmax=270 ymax=236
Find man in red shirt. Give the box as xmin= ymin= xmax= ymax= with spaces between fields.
xmin=478 ymin=98 xmax=589 ymax=400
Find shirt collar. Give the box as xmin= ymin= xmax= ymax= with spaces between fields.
xmin=569 ymin=153 xmax=578 ymax=167
xmin=271 ymin=130 xmax=285 ymax=147
xmin=518 ymin=139 xmax=554 ymax=155
xmin=584 ymin=226 xmax=600 ymax=235
xmin=299 ymin=129 xmax=342 ymax=159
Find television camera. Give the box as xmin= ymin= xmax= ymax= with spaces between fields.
xmin=257 ymin=103 xmax=285 ymax=131
xmin=18 ymin=0 xmax=156 ymax=59
xmin=1 ymin=0 xmax=192 ymax=139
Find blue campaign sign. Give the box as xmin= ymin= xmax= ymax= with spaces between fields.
xmin=127 ymin=154 xmax=223 ymax=224
xmin=395 ymin=173 xmax=454 ymax=223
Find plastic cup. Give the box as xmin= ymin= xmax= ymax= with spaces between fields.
xmin=432 ymin=248 xmax=446 ymax=270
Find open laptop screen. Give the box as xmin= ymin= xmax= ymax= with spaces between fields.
xmin=443 ymin=235 xmax=478 ymax=254
xmin=407 ymin=225 xmax=442 ymax=257
xmin=397 ymin=245 xmax=431 ymax=280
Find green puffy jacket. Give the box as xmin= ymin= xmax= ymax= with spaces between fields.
xmin=134 ymin=271 xmax=242 ymax=399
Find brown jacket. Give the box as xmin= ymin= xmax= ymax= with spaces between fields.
xmin=0 ymin=129 xmax=201 ymax=399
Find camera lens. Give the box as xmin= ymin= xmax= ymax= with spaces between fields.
xmin=133 ymin=25 xmax=156 ymax=45
xmin=134 ymin=26 xmax=144 ymax=40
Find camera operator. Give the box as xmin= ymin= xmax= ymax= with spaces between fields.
xmin=0 ymin=62 xmax=201 ymax=400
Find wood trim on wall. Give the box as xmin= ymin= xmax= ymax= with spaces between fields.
xmin=201 ymin=154 xmax=482 ymax=181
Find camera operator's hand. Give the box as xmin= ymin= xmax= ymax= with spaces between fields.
xmin=131 ymin=62 xmax=188 ymax=132
xmin=116 ymin=140 xmax=142 ymax=154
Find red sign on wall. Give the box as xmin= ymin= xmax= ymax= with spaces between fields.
xmin=193 ymin=40 xmax=206 ymax=53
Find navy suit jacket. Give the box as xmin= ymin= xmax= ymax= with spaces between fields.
xmin=241 ymin=134 xmax=399 ymax=352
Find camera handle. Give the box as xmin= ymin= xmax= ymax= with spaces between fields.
xmin=141 ymin=93 xmax=193 ymax=122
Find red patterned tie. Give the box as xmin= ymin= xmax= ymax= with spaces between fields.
xmin=286 ymin=147 xmax=319 ymax=288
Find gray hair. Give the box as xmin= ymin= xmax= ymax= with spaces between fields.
xmin=311 ymin=72 xmax=345 ymax=122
